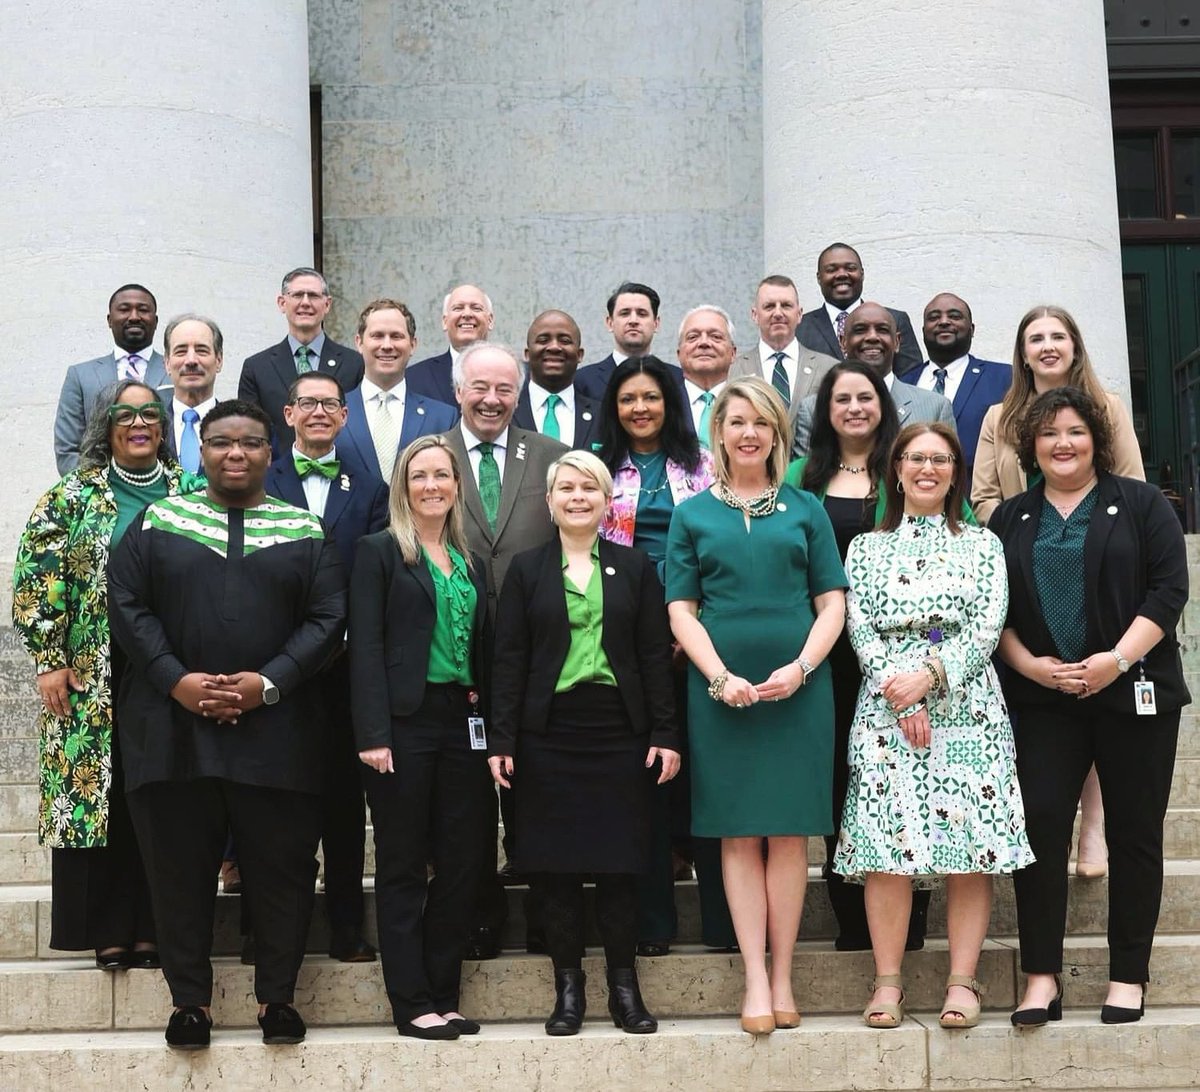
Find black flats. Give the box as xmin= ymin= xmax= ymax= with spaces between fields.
xmin=607 ymin=968 xmax=657 ymax=1034
xmin=1010 ymin=976 xmax=1063 ymax=1028
xmin=95 ymin=949 xmax=128 ymax=971
xmin=258 ymin=1002 xmax=307 ymax=1044
xmin=545 ymin=968 xmax=587 ymax=1035
xmin=1101 ymin=987 xmax=1146 ymax=1024
xmin=397 ymin=1019 xmax=461 ymax=1041
xmin=165 ymin=1006 xmax=212 ymax=1050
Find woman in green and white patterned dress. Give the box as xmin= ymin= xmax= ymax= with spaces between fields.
xmin=834 ymin=423 xmax=1033 ymax=1031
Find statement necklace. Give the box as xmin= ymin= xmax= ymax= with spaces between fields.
xmin=837 ymin=462 xmax=868 ymax=475
xmin=717 ymin=481 xmax=778 ymax=517
xmin=110 ymin=458 xmax=165 ymax=488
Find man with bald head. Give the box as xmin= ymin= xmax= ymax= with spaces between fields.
xmin=406 ymin=284 xmax=496 ymax=405
xmin=897 ymin=292 xmax=1011 ymax=475
xmin=513 ymin=310 xmax=601 ymax=451
xmin=792 ymin=301 xmax=955 ymax=457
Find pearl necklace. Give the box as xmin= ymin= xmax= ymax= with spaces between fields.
xmin=837 ymin=462 xmax=868 ymax=475
xmin=716 ymin=482 xmax=778 ymax=517
xmin=110 ymin=458 xmax=165 ymax=487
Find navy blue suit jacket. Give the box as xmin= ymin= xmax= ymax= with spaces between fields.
xmin=265 ymin=447 xmax=389 ymax=574
xmin=897 ymin=354 xmax=1011 ymax=468
xmin=339 ymin=385 xmax=459 ymax=484
xmin=513 ymin=384 xmax=602 ymax=451
xmin=405 ymin=349 xmax=457 ymax=405
xmin=573 ymin=353 xmax=682 ymax=402
xmin=797 ymin=305 xmax=923 ymax=377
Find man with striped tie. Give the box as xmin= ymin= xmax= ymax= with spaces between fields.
xmin=729 ymin=275 xmax=838 ymax=430
xmin=160 ymin=314 xmax=224 ymax=474
xmin=676 ymin=306 xmax=737 ymax=448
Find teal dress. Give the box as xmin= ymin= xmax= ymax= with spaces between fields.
xmin=666 ymin=485 xmax=847 ymax=836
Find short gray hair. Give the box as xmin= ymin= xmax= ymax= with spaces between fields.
xmin=442 ymin=285 xmax=494 ymax=315
xmin=452 ymin=342 xmax=526 ymax=391
xmin=677 ymin=304 xmax=736 ymax=348
xmin=163 ymin=313 xmax=224 ymax=358
xmin=281 ymin=267 xmax=329 ymax=295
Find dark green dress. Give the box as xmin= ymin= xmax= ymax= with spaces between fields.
xmin=666 ymin=485 xmax=847 ymax=836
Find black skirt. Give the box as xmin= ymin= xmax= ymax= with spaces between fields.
xmin=512 ymin=683 xmax=653 ymax=874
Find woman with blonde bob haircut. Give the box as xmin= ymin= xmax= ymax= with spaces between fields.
xmin=349 ymin=434 xmax=491 ymax=1041
xmin=667 ymin=376 xmax=847 ymax=1035
xmin=489 ymin=449 xmax=680 ymax=1037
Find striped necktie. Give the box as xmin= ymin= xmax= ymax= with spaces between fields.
xmin=770 ymin=351 xmax=791 ymax=407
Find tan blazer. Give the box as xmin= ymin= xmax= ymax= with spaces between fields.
xmin=971 ymin=389 xmax=1144 ymax=523
xmin=729 ymin=344 xmax=838 ymax=425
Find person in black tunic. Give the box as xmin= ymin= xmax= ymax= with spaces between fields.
xmin=108 ymin=400 xmax=347 ymax=1050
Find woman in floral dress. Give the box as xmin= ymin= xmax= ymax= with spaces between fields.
xmin=834 ymin=423 xmax=1033 ymax=1030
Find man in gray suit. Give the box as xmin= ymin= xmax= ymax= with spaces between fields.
xmin=440 ymin=342 xmax=567 ymax=960
xmin=729 ymin=275 xmax=838 ymax=424
xmin=54 ymin=284 xmax=168 ymax=474
xmin=792 ymin=301 xmax=956 ymax=457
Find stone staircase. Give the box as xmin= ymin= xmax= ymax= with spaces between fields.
xmin=0 ymin=546 xmax=1198 ymax=1090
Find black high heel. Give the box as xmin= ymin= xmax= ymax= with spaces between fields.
xmin=1010 ymin=975 xmax=1063 ymax=1028
xmin=1101 ymin=985 xmax=1146 ymax=1024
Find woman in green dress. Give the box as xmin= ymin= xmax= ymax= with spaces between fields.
xmin=666 ymin=376 xmax=847 ymax=1036
xmin=13 ymin=380 xmax=195 ymax=968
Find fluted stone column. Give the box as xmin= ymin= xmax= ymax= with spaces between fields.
xmin=762 ymin=0 xmax=1129 ymax=392
xmin=0 ymin=0 xmax=313 ymax=576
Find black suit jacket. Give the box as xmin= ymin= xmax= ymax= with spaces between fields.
xmin=239 ymin=335 xmax=365 ymax=457
xmin=348 ymin=530 xmax=489 ymax=750
xmin=513 ymin=383 xmax=601 ymax=451
xmin=797 ymin=305 xmax=922 ymax=376
xmin=989 ymin=474 xmax=1190 ymax=715
xmin=488 ymin=537 xmax=678 ymax=755
xmin=406 ymin=349 xmax=457 ymax=405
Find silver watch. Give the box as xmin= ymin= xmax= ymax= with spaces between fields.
xmin=261 ymin=675 xmax=280 ymax=705
xmin=1109 ymin=648 xmax=1130 ymax=674
xmin=794 ymin=656 xmax=815 ymax=683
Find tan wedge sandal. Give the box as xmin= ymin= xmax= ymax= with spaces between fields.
xmin=939 ymin=975 xmax=982 ymax=1029
xmin=863 ymin=975 xmax=905 ymax=1029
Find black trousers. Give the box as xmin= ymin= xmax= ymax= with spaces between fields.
xmin=127 ymin=778 xmax=322 ymax=1006
xmin=1012 ymin=703 xmax=1180 ymax=983
xmin=320 ymin=659 xmax=367 ymax=935
xmin=534 ymin=872 xmax=638 ymax=970
xmin=364 ymin=684 xmax=492 ymax=1023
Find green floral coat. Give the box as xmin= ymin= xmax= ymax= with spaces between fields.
xmin=12 ymin=462 xmax=195 ymax=848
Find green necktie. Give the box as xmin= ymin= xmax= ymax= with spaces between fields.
xmin=477 ymin=442 xmax=501 ymax=530
xmin=697 ymin=391 xmax=715 ymax=449
xmin=770 ymin=351 xmax=791 ymax=407
xmin=294 ymin=455 xmax=340 ymax=479
xmin=296 ymin=344 xmax=313 ymax=374
xmin=542 ymin=393 xmax=562 ymax=441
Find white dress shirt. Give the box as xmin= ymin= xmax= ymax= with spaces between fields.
xmin=527 ymin=379 xmax=576 ymax=447
xmin=171 ymin=394 xmax=217 ymax=454
xmin=683 ymin=378 xmax=727 ymax=436
xmin=757 ymin=338 xmax=800 ymax=394
xmin=461 ymin=422 xmax=509 ymax=484
xmin=292 ymin=444 xmax=338 ymax=517
xmin=913 ymin=354 xmax=969 ymax=405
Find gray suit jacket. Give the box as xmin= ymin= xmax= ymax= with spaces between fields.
xmin=729 ymin=345 xmax=838 ymax=425
xmin=791 ymin=377 xmax=956 ymax=459
xmin=440 ymin=425 xmax=568 ymax=622
xmin=54 ymin=350 xmax=168 ymax=475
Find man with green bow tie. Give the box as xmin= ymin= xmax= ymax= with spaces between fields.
xmin=265 ymin=371 xmax=389 ymax=965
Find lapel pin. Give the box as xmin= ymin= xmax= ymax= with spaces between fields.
xmin=516 ymin=444 xmax=526 ymax=461
xmin=1021 ymin=513 xmax=1030 ymax=521
xmin=777 ymin=502 xmax=787 ymax=511
xmin=971 ymin=367 xmax=980 ymax=373
xmin=1107 ymin=505 xmax=1118 ymax=515
xmin=326 ymin=359 xmax=337 ymax=369
xmin=339 ymin=474 xmax=350 ymax=491
xmin=802 ymin=366 xmax=812 ymax=375
xmin=582 ymin=411 xmax=593 ymax=421
xmin=604 ymin=566 xmax=616 ymax=576
xmin=417 ymin=405 xmax=425 ymax=415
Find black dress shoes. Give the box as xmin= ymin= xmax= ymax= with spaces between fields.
xmin=446 ymin=1015 xmax=481 ymax=1035
xmin=397 ymin=1019 xmax=461 ymax=1040
xmin=833 ymin=935 xmax=872 ymax=952
xmin=1011 ymin=976 xmax=1064 ymax=1028
xmin=95 ymin=949 xmax=129 ymax=971
xmin=1101 ymin=987 xmax=1145 ymax=1024
xmin=258 ymin=1002 xmax=307 ymax=1044
xmin=636 ymin=942 xmax=671 ymax=957
xmin=127 ymin=949 xmax=161 ymax=969
xmin=607 ymin=967 xmax=657 ymax=1033
xmin=545 ymin=968 xmax=587 ymax=1036
xmin=328 ymin=933 xmax=377 ymax=963
xmin=465 ymin=926 xmax=501 ymax=960
xmin=165 ymin=1006 xmax=212 ymax=1049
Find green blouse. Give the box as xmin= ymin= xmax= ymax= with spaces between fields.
xmin=109 ymin=468 xmax=169 ymax=547
xmin=1032 ymin=487 xmax=1098 ymax=663
xmin=556 ymin=542 xmax=618 ymax=693
xmin=424 ymin=546 xmax=477 ymax=686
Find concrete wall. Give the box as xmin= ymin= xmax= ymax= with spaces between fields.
xmin=309 ymin=0 xmax=765 ymax=368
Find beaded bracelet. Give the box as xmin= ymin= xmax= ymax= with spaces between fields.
xmin=708 ymin=670 xmax=729 ymax=702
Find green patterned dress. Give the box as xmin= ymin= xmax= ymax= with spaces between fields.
xmin=833 ymin=516 xmax=1034 ymax=880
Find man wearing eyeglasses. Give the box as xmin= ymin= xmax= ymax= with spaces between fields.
xmin=265 ymin=372 xmax=388 ymax=964
xmin=238 ymin=268 xmax=365 ymax=458
xmin=109 ymin=399 xmax=347 ymax=1050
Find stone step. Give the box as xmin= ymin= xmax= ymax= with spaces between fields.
xmin=6 ymin=860 xmax=1200 ymax=961
xmin=0 ymin=935 xmax=1196 ymax=1034
xmin=1 ymin=1009 xmax=1199 ymax=1092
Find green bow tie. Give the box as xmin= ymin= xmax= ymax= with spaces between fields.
xmin=294 ymin=455 xmax=340 ymax=480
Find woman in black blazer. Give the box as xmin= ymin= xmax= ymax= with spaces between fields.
xmin=989 ymin=387 xmax=1189 ymax=1027
xmin=349 ymin=435 xmax=491 ymax=1041
xmin=488 ymin=451 xmax=681 ymax=1037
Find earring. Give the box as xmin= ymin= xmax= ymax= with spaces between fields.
xmin=897 ymin=482 xmax=904 ymax=494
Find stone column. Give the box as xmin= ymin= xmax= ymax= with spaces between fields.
xmin=0 ymin=0 xmax=313 ymax=571
xmin=762 ymin=0 xmax=1129 ymax=393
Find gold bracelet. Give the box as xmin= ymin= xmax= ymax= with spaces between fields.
xmin=708 ymin=670 xmax=729 ymax=702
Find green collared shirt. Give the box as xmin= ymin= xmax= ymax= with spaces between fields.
xmin=424 ymin=546 xmax=476 ymax=686
xmin=1032 ymin=487 xmax=1097 ymax=663
xmin=556 ymin=542 xmax=618 ymax=693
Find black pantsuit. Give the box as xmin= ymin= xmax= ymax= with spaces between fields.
xmin=127 ymin=778 xmax=322 ymax=1005
xmin=364 ymin=684 xmax=492 ymax=1022
xmin=1012 ymin=705 xmax=1179 ymax=982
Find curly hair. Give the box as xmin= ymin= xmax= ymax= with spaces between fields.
xmin=78 ymin=380 xmax=173 ymax=470
xmin=1015 ymin=386 xmax=1114 ymax=477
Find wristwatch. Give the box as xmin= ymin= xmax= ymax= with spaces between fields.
xmin=261 ymin=675 xmax=280 ymax=705
xmin=794 ymin=656 xmax=815 ymax=683
xmin=1109 ymin=648 xmax=1131 ymax=674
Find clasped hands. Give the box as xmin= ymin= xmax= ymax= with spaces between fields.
xmin=881 ymin=670 xmax=934 ymax=749
xmin=1032 ymin=653 xmax=1120 ymax=698
xmin=171 ymin=672 xmax=264 ymax=723
xmin=721 ymin=661 xmax=808 ymax=709
xmin=488 ymin=747 xmax=682 ymax=789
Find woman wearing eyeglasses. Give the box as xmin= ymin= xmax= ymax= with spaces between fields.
xmin=13 ymin=381 xmax=198 ymax=969
xmin=834 ymin=423 xmax=1032 ymax=1030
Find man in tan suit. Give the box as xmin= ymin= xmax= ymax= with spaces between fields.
xmin=441 ymin=342 xmax=567 ymax=959
xmin=729 ymin=274 xmax=838 ymax=422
